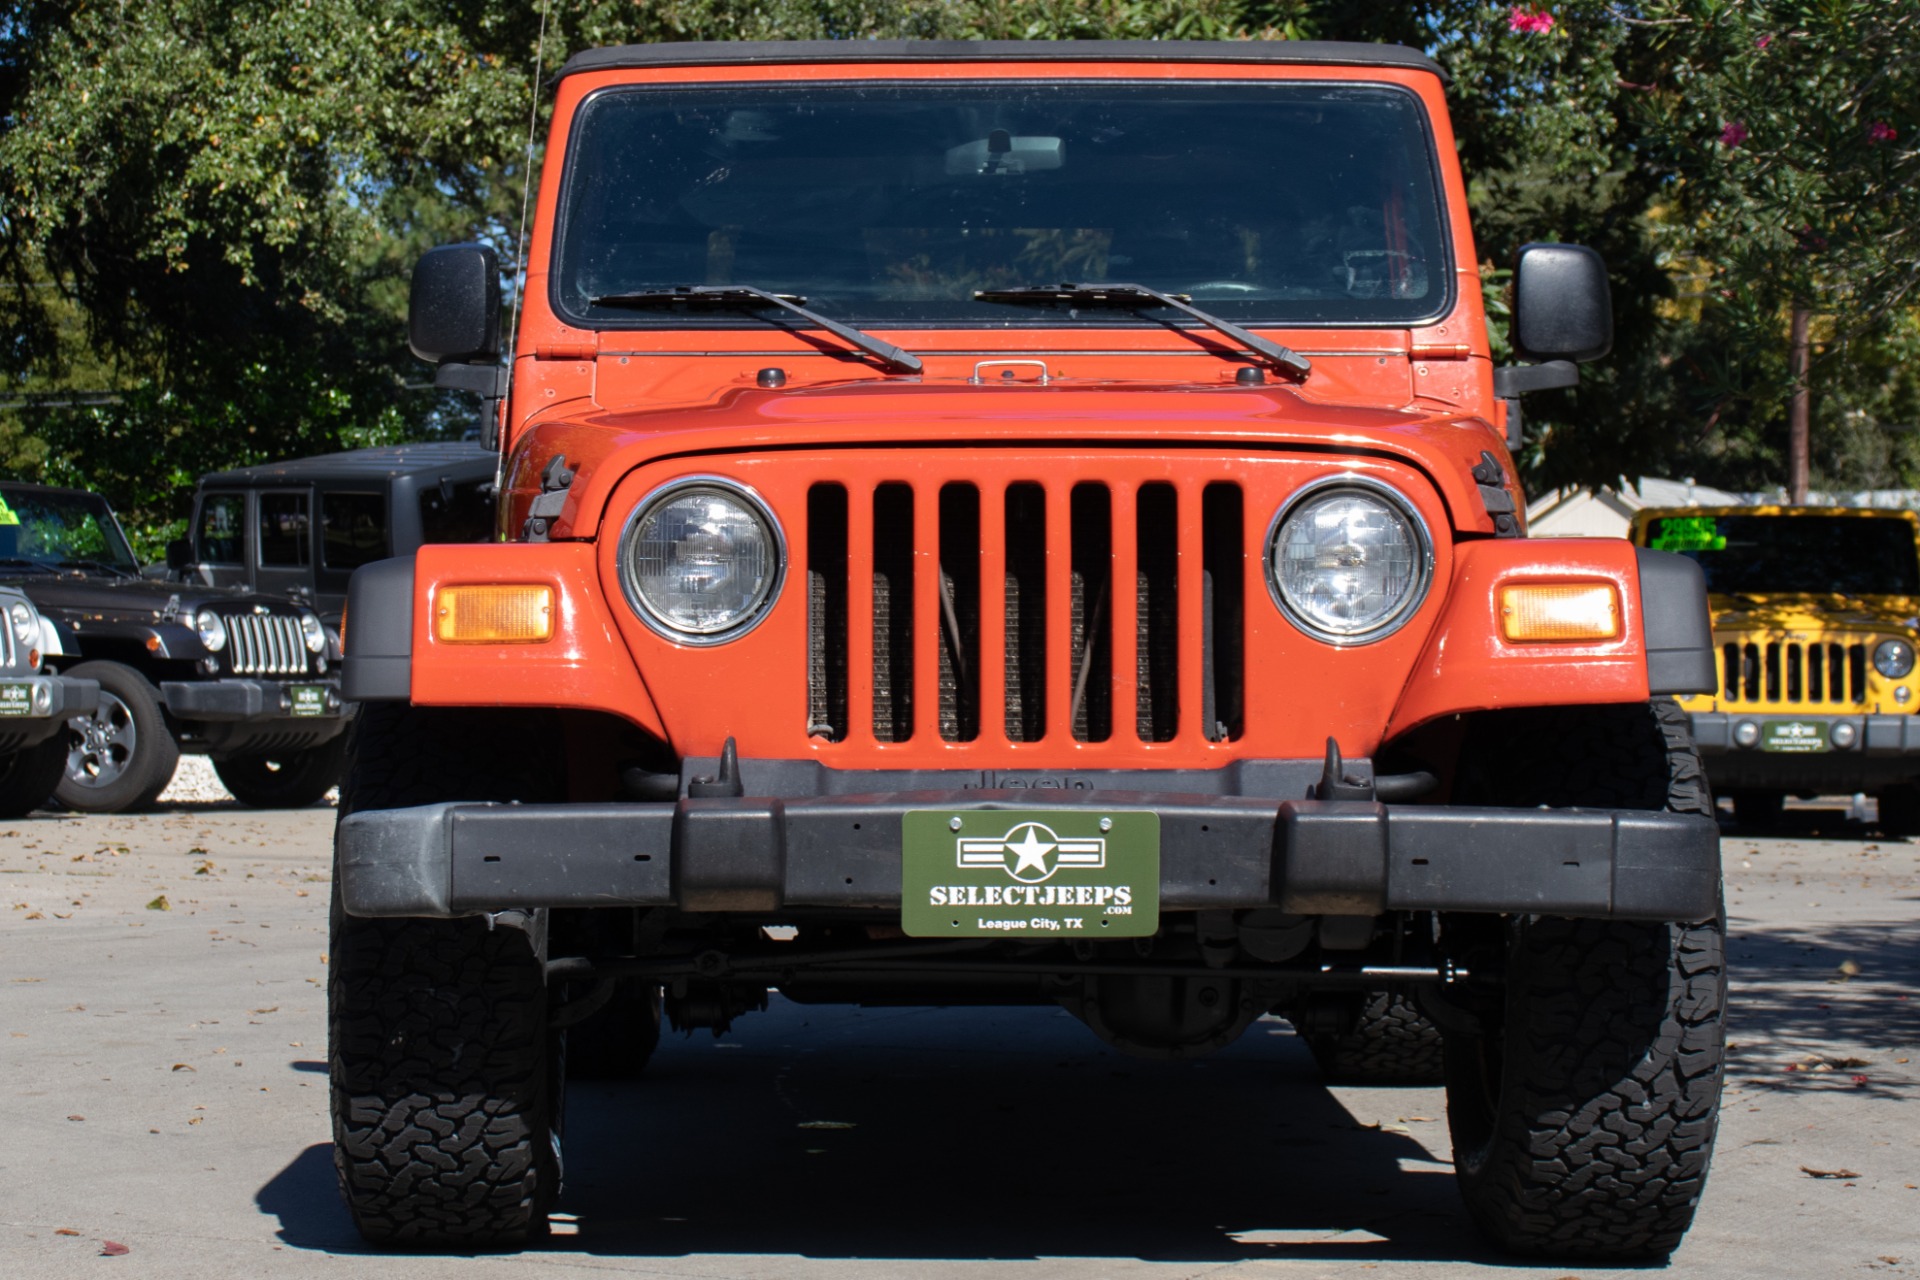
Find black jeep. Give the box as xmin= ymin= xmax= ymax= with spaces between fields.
xmin=178 ymin=442 xmax=496 ymax=625
xmin=0 ymin=482 xmax=348 ymax=812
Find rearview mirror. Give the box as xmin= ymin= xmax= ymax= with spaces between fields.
xmin=946 ymin=132 xmax=1064 ymax=176
xmin=1511 ymin=243 xmax=1612 ymax=364
xmin=409 ymin=243 xmax=501 ymax=365
xmin=165 ymin=538 xmax=194 ymax=573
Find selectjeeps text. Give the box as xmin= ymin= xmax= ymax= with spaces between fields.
xmin=333 ymin=40 xmax=1725 ymax=1261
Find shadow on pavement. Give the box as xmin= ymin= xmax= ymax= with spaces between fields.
xmin=256 ymin=1005 xmax=1521 ymax=1265
xmin=1726 ymin=913 xmax=1920 ymax=1098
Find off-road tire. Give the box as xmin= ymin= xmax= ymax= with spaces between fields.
xmin=0 ymin=734 xmax=69 ymax=818
xmin=1305 ymin=991 xmax=1445 ymax=1084
xmin=1875 ymin=784 xmax=1920 ymax=837
xmin=1445 ymin=698 xmax=1725 ymax=1261
xmin=329 ymin=703 xmax=567 ymax=1248
xmin=54 ymin=660 xmax=179 ymax=813
xmin=565 ymin=980 xmax=664 ymax=1081
xmin=214 ymin=734 xmax=348 ymax=809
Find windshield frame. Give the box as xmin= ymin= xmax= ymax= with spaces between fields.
xmin=546 ymin=76 xmax=1456 ymax=334
xmin=0 ymin=484 xmax=143 ymax=574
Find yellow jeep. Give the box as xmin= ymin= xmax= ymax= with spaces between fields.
xmin=1631 ymin=505 xmax=1920 ymax=830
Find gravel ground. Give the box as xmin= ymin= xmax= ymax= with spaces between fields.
xmin=0 ymin=799 xmax=1915 ymax=1278
xmin=154 ymin=755 xmax=337 ymax=808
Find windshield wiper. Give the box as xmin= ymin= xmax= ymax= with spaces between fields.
xmin=58 ymin=558 xmax=137 ymax=578
xmin=588 ymin=285 xmax=923 ymax=375
xmin=974 ymin=283 xmax=1311 ymax=378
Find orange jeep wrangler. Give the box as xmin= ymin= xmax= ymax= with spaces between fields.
xmin=333 ymin=41 xmax=1724 ymax=1260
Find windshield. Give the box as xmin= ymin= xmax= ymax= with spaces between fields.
xmin=0 ymin=485 xmax=142 ymax=573
xmin=554 ymin=81 xmax=1449 ymax=328
xmin=1643 ymin=513 xmax=1920 ymax=596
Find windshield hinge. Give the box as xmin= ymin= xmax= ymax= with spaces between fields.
xmin=535 ymin=342 xmax=597 ymax=362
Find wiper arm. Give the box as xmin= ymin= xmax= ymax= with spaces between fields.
xmin=58 ymin=558 xmax=136 ymax=578
xmin=974 ymin=283 xmax=1311 ymax=377
xmin=589 ymin=285 xmax=923 ymax=375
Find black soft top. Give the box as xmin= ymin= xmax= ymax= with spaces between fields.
xmin=558 ymin=39 xmax=1444 ymax=82
xmin=197 ymin=442 xmax=493 ymax=488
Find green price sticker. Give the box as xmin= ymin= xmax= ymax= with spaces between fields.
xmin=1649 ymin=516 xmax=1725 ymax=552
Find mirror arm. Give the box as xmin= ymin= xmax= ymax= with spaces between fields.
xmin=1492 ymin=360 xmax=1579 ymax=449
xmin=435 ymin=364 xmax=510 ymax=450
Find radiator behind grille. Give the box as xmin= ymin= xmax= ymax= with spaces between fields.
xmin=1720 ymin=639 xmax=1868 ymax=706
xmin=807 ymin=478 xmax=1243 ymax=747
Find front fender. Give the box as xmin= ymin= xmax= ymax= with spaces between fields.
xmin=343 ymin=546 xmax=668 ymax=739
xmin=1386 ymin=538 xmax=1710 ymax=737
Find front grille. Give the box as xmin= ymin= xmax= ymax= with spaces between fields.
xmin=224 ymin=612 xmax=309 ymax=676
xmin=1720 ymin=638 xmax=1868 ymax=706
xmin=0 ymin=616 xmax=14 ymax=671
xmin=807 ymin=478 xmax=1243 ymax=746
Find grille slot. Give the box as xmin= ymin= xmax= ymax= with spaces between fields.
xmin=225 ymin=612 xmax=307 ymax=676
xmin=871 ymin=484 xmax=914 ymax=743
xmin=1136 ymin=483 xmax=1179 ymax=742
xmin=806 ymin=477 xmax=1244 ymax=747
xmin=806 ymin=484 xmax=848 ymax=741
xmin=1720 ymin=639 xmax=1868 ymax=705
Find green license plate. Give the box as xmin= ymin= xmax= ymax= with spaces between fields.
xmin=0 ymin=683 xmax=29 ymax=717
xmin=1763 ymin=720 xmax=1829 ymax=753
xmin=288 ymin=685 xmax=327 ymax=717
xmin=901 ymin=809 xmax=1160 ymax=938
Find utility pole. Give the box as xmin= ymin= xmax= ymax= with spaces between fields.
xmin=1788 ymin=307 xmax=1811 ymax=504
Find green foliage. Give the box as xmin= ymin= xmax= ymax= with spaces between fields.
xmin=3 ymin=0 xmax=1917 ymax=527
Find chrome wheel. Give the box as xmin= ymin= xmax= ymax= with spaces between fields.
xmin=67 ymin=690 xmax=137 ymax=789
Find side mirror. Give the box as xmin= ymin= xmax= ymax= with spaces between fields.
xmin=165 ymin=538 xmax=194 ymax=573
xmin=409 ymin=244 xmax=501 ymax=365
xmin=1511 ymin=242 xmax=1612 ymax=363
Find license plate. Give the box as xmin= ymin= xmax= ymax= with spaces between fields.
xmin=0 ymin=683 xmax=29 ymax=717
xmin=1762 ymin=720 xmax=1829 ymax=753
xmin=901 ymin=809 xmax=1160 ymax=938
xmin=288 ymin=685 xmax=327 ymax=717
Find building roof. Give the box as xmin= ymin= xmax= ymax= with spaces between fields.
xmin=198 ymin=442 xmax=494 ymax=488
xmin=558 ymin=40 xmax=1444 ymax=81
xmin=1526 ymin=477 xmax=1748 ymax=539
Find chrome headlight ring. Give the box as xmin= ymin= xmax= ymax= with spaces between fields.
xmin=1264 ymin=474 xmax=1435 ymax=646
xmin=1874 ymin=638 xmax=1915 ymax=680
xmin=194 ymin=608 xmax=229 ymax=653
xmin=616 ymin=475 xmax=786 ymax=646
xmin=8 ymin=599 xmax=36 ymax=648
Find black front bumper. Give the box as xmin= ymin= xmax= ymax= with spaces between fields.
xmin=159 ymin=678 xmax=345 ymax=722
xmin=0 ymin=674 xmax=99 ymax=748
xmin=338 ymin=790 xmax=1721 ymax=925
xmin=1689 ymin=710 xmax=1920 ymax=790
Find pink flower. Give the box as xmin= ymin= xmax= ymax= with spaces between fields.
xmin=1720 ymin=121 xmax=1750 ymax=148
xmin=1509 ymin=6 xmax=1555 ymax=33
xmin=1869 ymin=121 xmax=1898 ymax=143
xmin=1756 ymin=33 xmax=1774 ymax=50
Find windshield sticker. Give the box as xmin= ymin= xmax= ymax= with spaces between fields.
xmin=0 ymin=495 xmax=17 ymax=526
xmin=1649 ymin=516 xmax=1725 ymax=552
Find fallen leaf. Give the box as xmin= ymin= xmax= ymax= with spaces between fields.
xmin=187 ymin=1116 xmax=203 ymax=1125
xmin=23 ymin=911 xmax=43 ymax=920
xmin=54 ymin=1228 xmax=79 ymax=1236
xmin=1834 ymin=958 xmax=1862 ymax=982
xmin=67 ymin=1114 xmax=84 ymax=1122
xmin=250 ymin=1006 xmax=278 ymax=1015
xmin=1853 ymin=1075 xmax=1870 ymax=1085
xmin=145 ymin=895 xmax=170 ymax=912
xmin=100 ymin=1241 xmax=129 ymax=1256
xmin=1828 ymin=1056 xmax=1871 ymax=1068
xmin=170 ymin=1063 xmax=195 ymax=1072
xmin=1802 ymin=1165 xmax=1862 ymax=1179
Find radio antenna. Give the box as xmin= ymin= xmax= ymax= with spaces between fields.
xmin=501 ymin=0 xmax=554 ymax=430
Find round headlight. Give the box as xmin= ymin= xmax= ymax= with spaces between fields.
xmin=300 ymin=611 xmax=327 ymax=654
xmin=1267 ymin=479 xmax=1432 ymax=642
xmin=1874 ymin=638 xmax=1915 ymax=679
xmin=195 ymin=609 xmax=228 ymax=652
xmin=618 ymin=479 xmax=783 ymax=642
xmin=8 ymin=600 xmax=36 ymax=647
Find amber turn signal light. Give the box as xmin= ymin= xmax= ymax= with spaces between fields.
xmin=1499 ymin=583 xmax=1620 ymax=642
xmin=434 ymin=585 xmax=555 ymax=644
